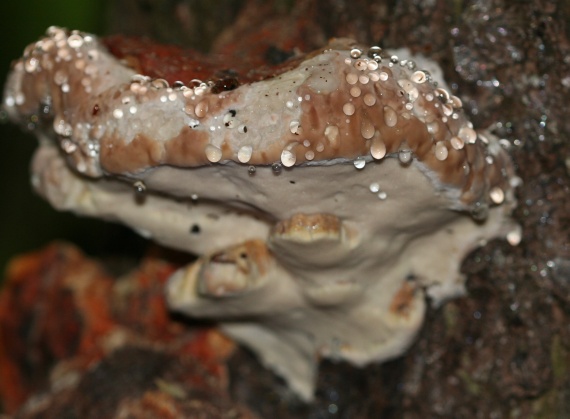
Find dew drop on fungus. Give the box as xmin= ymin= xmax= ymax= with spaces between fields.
xmin=411 ymin=71 xmax=427 ymax=84
xmin=195 ymin=101 xmax=209 ymax=118
xmin=350 ymin=86 xmax=361 ymax=97
xmin=367 ymin=46 xmax=382 ymax=58
xmin=205 ymin=144 xmax=222 ymax=162
xmin=361 ymin=118 xmax=375 ymax=139
xmin=370 ymin=138 xmax=386 ymax=160
xmin=398 ymin=150 xmax=412 ymax=164
xmin=350 ymin=48 xmax=362 ymax=59
xmin=343 ymin=103 xmax=355 ymax=116
xmin=346 ymin=73 xmax=358 ymax=85
xmin=450 ymin=136 xmax=464 ymax=150
xmin=281 ymin=149 xmax=297 ymax=167
xmin=248 ymin=166 xmax=256 ymax=176
xmin=272 ymin=162 xmax=282 ymax=174
xmin=507 ymin=227 xmax=522 ymax=246
xmin=458 ymin=126 xmax=477 ymax=144
xmin=237 ymin=145 xmax=253 ymax=163
xmin=363 ymin=93 xmax=376 ymax=106
xmin=435 ymin=141 xmax=448 ymax=161
xmin=383 ymin=106 xmax=398 ymax=127
xmin=133 ymin=180 xmax=146 ymax=194
xmin=290 ymin=120 xmax=301 ymax=134
xmin=354 ymin=157 xmax=366 ymax=169
xmin=369 ymin=182 xmax=380 ymax=193
xmin=489 ymin=186 xmax=505 ymax=204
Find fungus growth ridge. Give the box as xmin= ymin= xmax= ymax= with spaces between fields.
xmin=3 ymin=28 xmax=521 ymax=400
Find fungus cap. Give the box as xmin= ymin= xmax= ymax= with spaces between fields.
xmin=3 ymin=28 xmax=520 ymax=400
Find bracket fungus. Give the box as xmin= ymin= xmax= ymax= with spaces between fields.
xmin=3 ymin=28 xmax=521 ymax=400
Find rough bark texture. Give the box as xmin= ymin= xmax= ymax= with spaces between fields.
xmin=2 ymin=0 xmax=570 ymax=417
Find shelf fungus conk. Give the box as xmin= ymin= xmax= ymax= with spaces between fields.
xmin=3 ymin=28 xmax=521 ymax=400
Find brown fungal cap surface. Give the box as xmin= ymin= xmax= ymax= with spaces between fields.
xmin=3 ymin=27 xmax=520 ymax=400
xmin=4 ymin=28 xmax=514 ymax=210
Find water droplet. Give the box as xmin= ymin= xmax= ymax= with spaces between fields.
xmin=398 ymin=150 xmax=412 ymax=164
xmin=350 ymin=86 xmax=361 ymax=97
xmin=60 ymin=139 xmax=77 ymax=154
xmin=370 ymin=138 xmax=386 ymax=159
xmin=435 ymin=87 xmax=450 ymax=103
xmin=151 ymin=78 xmax=169 ymax=89
xmin=442 ymin=103 xmax=453 ymax=116
xmin=411 ymin=71 xmax=427 ymax=84
xmin=67 ymin=33 xmax=84 ymax=48
xmin=195 ymin=101 xmax=209 ymax=118
xmin=367 ymin=46 xmax=382 ymax=58
xmin=205 ymin=144 xmax=222 ymax=162
xmin=383 ymin=106 xmax=397 ymax=127
xmin=281 ymin=149 xmax=297 ymax=167
xmin=248 ymin=166 xmax=256 ymax=175
xmin=354 ymin=157 xmax=366 ymax=169
xmin=489 ymin=186 xmax=505 ymax=204
xmin=39 ymin=101 xmax=52 ymax=116
xmin=507 ymin=227 xmax=522 ymax=246
xmin=272 ymin=162 xmax=282 ymax=174
xmin=223 ymin=110 xmax=237 ymax=127
xmin=363 ymin=93 xmax=376 ymax=107
xmin=361 ymin=117 xmax=375 ymax=139
xmin=450 ymin=136 xmax=464 ymax=150
xmin=369 ymin=182 xmax=380 ymax=193
xmin=289 ymin=120 xmax=301 ymax=134
xmin=25 ymin=57 xmax=39 ymax=73
xmin=346 ymin=73 xmax=358 ymax=85
xmin=350 ymin=48 xmax=362 ymax=59
xmin=450 ymin=95 xmax=462 ymax=109
xmin=53 ymin=119 xmax=72 ymax=137
xmin=133 ymin=180 xmax=146 ymax=194
xmin=354 ymin=60 xmax=368 ymax=71
xmin=4 ymin=96 xmax=15 ymax=107
xmin=237 ymin=145 xmax=253 ymax=163
xmin=378 ymin=191 xmax=388 ymax=200
xmin=343 ymin=103 xmax=355 ymax=116
xmin=435 ymin=141 xmax=448 ymax=161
